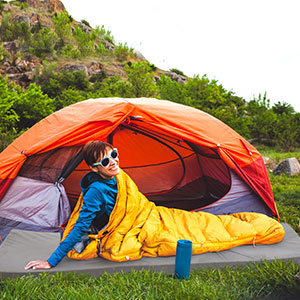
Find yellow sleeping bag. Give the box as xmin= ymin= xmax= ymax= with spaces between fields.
xmin=62 ymin=169 xmax=285 ymax=262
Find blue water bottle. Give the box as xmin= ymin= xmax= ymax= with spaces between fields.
xmin=174 ymin=239 xmax=192 ymax=279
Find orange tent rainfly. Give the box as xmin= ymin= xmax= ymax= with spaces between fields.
xmin=0 ymin=98 xmax=278 ymax=241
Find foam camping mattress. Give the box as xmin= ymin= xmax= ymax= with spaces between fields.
xmin=0 ymin=223 xmax=299 ymax=278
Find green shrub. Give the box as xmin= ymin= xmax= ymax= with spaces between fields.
xmin=29 ymin=27 xmax=56 ymax=58
xmin=94 ymin=25 xmax=114 ymax=44
xmin=0 ymin=75 xmax=19 ymax=133
xmin=73 ymin=25 xmax=95 ymax=56
xmin=0 ymin=12 xmax=31 ymax=42
xmin=124 ymin=61 xmax=158 ymax=97
xmin=80 ymin=19 xmax=91 ymax=27
xmin=34 ymin=62 xmax=90 ymax=98
xmin=53 ymin=12 xmax=72 ymax=49
xmin=0 ymin=42 xmax=10 ymax=62
xmin=157 ymin=74 xmax=185 ymax=104
xmin=95 ymin=42 xmax=110 ymax=56
xmin=114 ymin=42 xmax=135 ymax=61
xmin=12 ymin=83 xmax=54 ymax=130
xmin=88 ymin=76 xmax=134 ymax=98
xmin=54 ymin=88 xmax=86 ymax=111
xmin=169 ymin=68 xmax=185 ymax=76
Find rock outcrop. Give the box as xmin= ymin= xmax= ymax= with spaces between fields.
xmin=273 ymin=157 xmax=300 ymax=176
xmin=27 ymin=0 xmax=66 ymax=13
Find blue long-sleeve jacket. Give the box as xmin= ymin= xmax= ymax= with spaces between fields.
xmin=47 ymin=171 xmax=117 ymax=267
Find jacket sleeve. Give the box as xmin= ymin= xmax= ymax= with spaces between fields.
xmin=47 ymin=187 xmax=105 ymax=267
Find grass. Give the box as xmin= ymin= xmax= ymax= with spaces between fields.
xmin=258 ymin=146 xmax=300 ymax=233
xmin=1 ymin=146 xmax=300 ymax=299
xmin=0 ymin=260 xmax=299 ymax=300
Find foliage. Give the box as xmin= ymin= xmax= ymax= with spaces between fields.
xmin=54 ymin=88 xmax=86 ymax=111
xmin=52 ymin=12 xmax=72 ymax=49
xmin=169 ymin=68 xmax=186 ymax=76
xmin=29 ymin=27 xmax=57 ymax=58
xmin=0 ymin=42 xmax=9 ymax=62
xmin=81 ymin=19 xmax=91 ymax=27
xmin=87 ymin=76 xmax=134 ymax=98
xmin=73 ymin=25 xmax=95 ymax=56
xmin=246 ymin=93 xmax=277 ymax=144
xmin=0 ymin=75 xmax=53 ymax=150
xmin=0 ymin=12 xmax=31 ymax=42
xmin=157 ymin=74 xmax=185 ymax=104
xmin=33 ymin=62 xmax=90 ymax=99
xmin=114 ymin=42 xmax=135 ymax=61
xmin=94 ymin=25 xmax=114 ymax=44
xmin=0 ymin=75 xmax=19 ymax=133
xmin=272 ymin=101 xmax=295 ymax=115
xmin=12 ymin=83 xmax=54 ymax=130
xmin=124 ymin=61 xmax=158 ymax=97
xmin=258 ymin=145 xmax=300 ymax=232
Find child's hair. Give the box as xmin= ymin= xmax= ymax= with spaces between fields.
xmin=83 ymin=141 xmax=113 ymax=167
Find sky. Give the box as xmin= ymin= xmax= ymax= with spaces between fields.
xmin=61 ymin=0 xmax=300 ymax=112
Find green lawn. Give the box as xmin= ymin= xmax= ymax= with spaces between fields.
xmin=1 ymin=147 xmax=300 ymax=299
xmin=0 ymin=260 xmax=299 ymax=300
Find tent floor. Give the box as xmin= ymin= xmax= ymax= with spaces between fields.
xmin=1 ymin=223 xmax=300 ymax=278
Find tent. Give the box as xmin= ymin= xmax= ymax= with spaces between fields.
xmin=0 ymin=97 xmax=278 ymax=242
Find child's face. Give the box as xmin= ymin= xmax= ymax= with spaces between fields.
xmin=91 ymin=147 xmax=120 ymax=179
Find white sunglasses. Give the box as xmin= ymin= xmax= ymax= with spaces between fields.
xmin=92 ymin=148 xmax=118 ymax=168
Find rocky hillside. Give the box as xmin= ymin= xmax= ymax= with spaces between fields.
xmin=0 ymin=0 xmax=186 ymax=88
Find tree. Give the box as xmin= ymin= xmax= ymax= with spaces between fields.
xmin=0 ymin=76 xmax=18 ymax=133
xmin=12 ymin=84 xmax=54 ymax=130
xmin=124 ymin=61 xmax=158 ymax=97
xmin=29 ymin=27 xmax=57 ymax=58
xmin=246 ymin=93 xmax=277 ymax=144
xmin=272 ymin=101 xmax=295 ymax=115
xmin=157 ymin=75 xmax=185 ymax=104
xmin=52 ymin=12 xmax=73 ymax=49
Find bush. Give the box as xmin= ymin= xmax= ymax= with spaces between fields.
xmin=12 ymin=83 xmax=54 ymax=130
xmin=95 ymin=42 xmax=110 ymax=56
xmin=29 ymin=27 xmax=56 ymax=58
xmin=114 ymin=42 xmax=135 ymax=61
xmin=54 ymin=88 xmax=86 ymax=111
xmin=81 ymin=19 xmax=91 ymax=27
xmin=34 ymin=62 xmax=90 ymax=98
xmin=157 ymin=74 xmax=185 ymax=104
xmin=0 ymin=12 xmax=31 ymax=42
xmin=169 ymin=68 xmax=185 ymax=76
xmin=94 ymin=25 xmax=114 ymax=44
xmin=73 ymin=25 xmax=95 ymax=57
xmin=124 ymin=61 xmax=158 ymax=97
xmin=0 ymin=75 xmax=19 ymax=133
xmin=53 ymin=12 xmax=72 ymax=49
xmin=88 ymin=76 xmax=134 ymax=98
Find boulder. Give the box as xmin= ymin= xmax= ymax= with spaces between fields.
xmin=61 ymin=63 xmax=89 ymax=76
xmin=27 ymin=0 xmax=65 ymax=13
xmin=102 ymin=40 xmax=115 ymax=52
xmin=78 ymin=23 xmax=92 ymax=34
xmin=3 ymin=41 xmax=19 ymax=53
xmin=7 ymin=72 xmax=33 ymax=87
xmin=6 ymin=66 xmax=18 ymax=74
xmin=167 ymin=71 xmax=187 ymax=83
xmin=87 ymin=61 xmax=104 ymax=75
xmin=13 ymin=15 xmax=31 ymax=25
xmin=273 ymin=157 xmax=300 ymax=176
xmin=134 ymin=50 xmax=146 ymax=61
xmin=16 ymin=60 xmax=33 ymax=72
